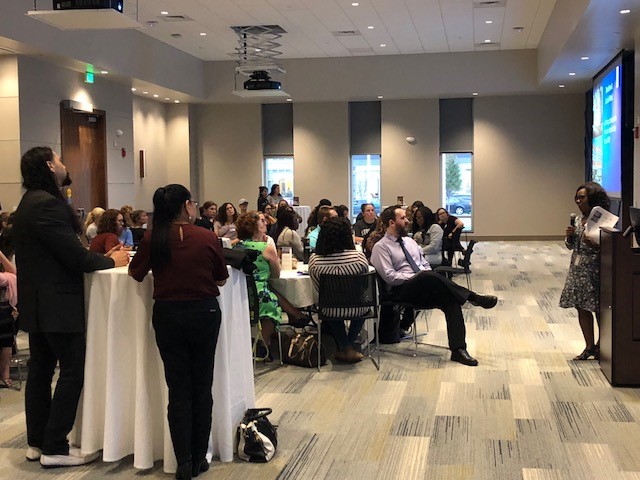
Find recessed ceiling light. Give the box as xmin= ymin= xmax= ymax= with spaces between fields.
xmin=380 ymin=43 xmax=386 ymax=47
xmin=484 ymin=39 xmax=491 ymax=43
xmin=569 ymin=72 xmax=576 ymax=76
xmin=377 ymin=95 xmax=383 ymax=99
xmin=161 ymin=11 xmax=168 ymax=15
xmin=352 ymin=2 xmax=359 ymax=6
xmin=368 ymin=26 xmax=374 ymax=29
xmin=174 ymin=100 xmax=180 ymax=103
xmin=559 ymin=84 xmax=565 ymax=88
xmin=485 ymin=20 xmax=493 ymax=24
xmin=142 ymin=91 xmax=148 ymax=94
xmin=100 ymin=70 xmax=108 ymax=74
xmin=581 ymin=56 xmax=589 ymax=60
xmin=131 ymin=88 xmax=136 ymax=92
xmin=472 ymin=92 xmax=478 ymax=96
xmin=620 ymin=9 xmax=631 ymax=14
xmin=286 ymin=98 xmax=292 ymax=102
xmin=164 ymin=97 xmax=170 ymax=100
xmin=255 ymin=48 xmax=261 ymax=52
xmin=153 ymin=94 xmax=159 ymax=98
xmin=200 ymin=32 xmax=207 ymax=36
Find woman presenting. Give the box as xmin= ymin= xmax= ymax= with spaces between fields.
xmin=559 ymin=181 xmax=610 ymax=361
xmin=130 ymin=184 xmax=228 ymax=479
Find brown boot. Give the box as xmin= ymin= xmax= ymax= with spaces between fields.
xmin=334 ymin=347 xmax=364 ymax=363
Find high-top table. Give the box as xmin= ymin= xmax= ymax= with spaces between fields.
xmin=74 ymin=266 xmax=254 ymax=473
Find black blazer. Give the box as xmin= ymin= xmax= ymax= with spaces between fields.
xmin=13 ymin=190 xmax=115 ymax=333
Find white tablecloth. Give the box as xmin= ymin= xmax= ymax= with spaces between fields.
xmin=76 ymin=266 xmax=255 ymax=472
xmin=293 ymin=205 xmax=311 ymax=238
xmin=269 ymin=265 xmax=317 ymax=309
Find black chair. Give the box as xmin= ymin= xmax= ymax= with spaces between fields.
xmin=317 ymin=272 xmax=380 ymax=371
xmin=435 ymin=239 xmax=477 ymax=290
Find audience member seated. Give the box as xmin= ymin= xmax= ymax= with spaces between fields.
xmin=308 ymin=217 xmax=369 ymax=363
xmin=238 ymin=198 xmax=249 ymax=214
xmin=214 ymin=202 xmax=240 ymax=245
xmin=371 ymin=206 xmax=497 ymax=366
xmin=305 ymin=198 xmax=332 ymax=236
xmin=0 ymin=250 xmax=17 ymax=389
xmin=195 ymin=201 xmax=217 ymax=231
xmin=83 ymin=207 xmax=104 ymax=244
xmin=412 ymin=206 xmax=443 ymax=266
xmin=90 ymin=209 xmax=127 ymax=254
xmin=436 ymin=207 xmax=464 ymax=265
xmin=257 ymin=186 xmax=269 ymax=212
xmin=407 ymin=200 xmax=425 ymax=228
xmin=118 ymin=206 xmax=134 ymax=248
xmin=363 ymin=218 xmax=384 ymax=260
xmin=130 ymin=210 xmax=149 ymax=247
xmin=266 ymin=184 xmax=284 ymax=206
xmin=235 ymin=212 xmax=310 ymax=354
xmin=275 ymin=208 xmax=304 ymax=261
xmin=307 ymin=206 xmax=338 ymax=249
xmin=334 ymin=204 xmax=350 ymax=220
xmin=353 ymin=203 xmax=377 ymax=243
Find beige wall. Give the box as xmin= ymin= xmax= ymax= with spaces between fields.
xmin=132 ymin=96 xmax=167 ymax=211
xmin=17 ymin=56 xmax=135 ymax=210
xmin=196 ymin=103 xmax=262 ymax=207
xmin=474 ymin=94 xmax=584 ymax=237
xmin=166 ymin=103 xmax=191 ymax=190
xmin=293 ymin=102 xmax=349 ymax=207
xmin=0 ymin=55 xmax=21 ymax=211
xmin=381 ymin=99 xmax=440 ymax=209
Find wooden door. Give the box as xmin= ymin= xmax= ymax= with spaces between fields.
xmin=60 ymin=106 xmax=107 ymax=212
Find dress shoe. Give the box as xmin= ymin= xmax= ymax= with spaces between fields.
xmin=40 ymin=448 xmax=100 ymax=468
xmin=574 ymin=345 xmax=599 ymax=361
xmin=468 ymin=293 xmax=498 ymax=309
xmin=26 ymin=446 xmax=42 ymax=461
xmin=192 ymin=458 xmax=209 ymax=477
xmin=334 ymin=347 xmax=364 ymax=363
xmin=450 ymin=348 xmax=478 ymax=366
xmin=175 ymin=461 xmax=192 ymax=480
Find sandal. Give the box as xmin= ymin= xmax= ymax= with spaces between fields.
xmin=574 ymin=346 xmax=598 ymax=361
xmin=0 ymin=378 xmax=18 ymax=390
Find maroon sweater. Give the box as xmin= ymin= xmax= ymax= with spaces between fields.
xmin=129 ymin=224 xmax=229 ymax=300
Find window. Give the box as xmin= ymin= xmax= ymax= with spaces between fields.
xmin=441 ymin=152 xmax=473 ymax=231
xmin=351 ymin=154 xmax=381 ymax=221
xmin=264 ymin=157 xmax=294 ymax=204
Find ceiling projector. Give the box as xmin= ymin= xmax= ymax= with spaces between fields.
xmin=53 ymin=0 xmax=124 ymax=12
xmin=244 ymin=71 xmax=281 ymax=91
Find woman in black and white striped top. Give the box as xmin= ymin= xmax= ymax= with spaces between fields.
xmin=308 ymin=217 xmax=369 ymax=363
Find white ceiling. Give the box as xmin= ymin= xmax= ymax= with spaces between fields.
xmin=127 ymin=0 xmax=558 ymax=61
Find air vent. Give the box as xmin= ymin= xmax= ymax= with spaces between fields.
xmin=475 ymin=41 xmax=500 ymax=49
xmin=171 ymin=33 xmax=182 ymax=38
xmin=333 ymin=30 xmax=361 ymax=37
xmin=159 ymin=15 xmax=193 ymax=22
xmin=347 ymin=47 xmax=374 ymax=54
xmin=232 ymin=25 xmax=286 ymax=35
xmin=473 ymin=0 xmax=506 ymax=7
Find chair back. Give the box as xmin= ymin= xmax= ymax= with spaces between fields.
xmin=317 ymin=271 xmax=378 ymax=317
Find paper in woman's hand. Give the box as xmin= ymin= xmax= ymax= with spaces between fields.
xmin=584 ymin=206 xmax=619 ymax=244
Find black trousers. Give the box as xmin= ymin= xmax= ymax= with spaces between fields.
xmin=25 ymin=332 xmax=86 ymax=455
xmin=152 ymin=297 xmax=222 ymax=466
xmin=391 ymin=271 xmax=471 ymax=351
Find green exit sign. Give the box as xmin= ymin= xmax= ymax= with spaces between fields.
xmin=85 ymin=72 xmax=94 ymax=84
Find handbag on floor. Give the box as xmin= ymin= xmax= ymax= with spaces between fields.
xmin=236 ymin=408 xmax=278 ymax=462
xmin=284 ymin=329 xmax=327 ymax=368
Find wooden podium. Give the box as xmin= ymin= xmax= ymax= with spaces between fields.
xmin=599 ymin=227 xmax=640 ymax=386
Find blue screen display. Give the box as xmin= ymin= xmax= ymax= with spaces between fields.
xmin=592 ymin=57 xmax=622 ymax=198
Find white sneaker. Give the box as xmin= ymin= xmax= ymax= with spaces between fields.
xmin=40 ymin=448 xmax=100 ymax=468
xmin=26 ymin=446 xmax=42 ymax=461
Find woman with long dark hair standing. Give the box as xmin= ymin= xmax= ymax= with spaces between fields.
xmin=559 ymin=181 xmax=610 ymax=361
xmin=129 ymin=184 xmax=228 ymax=480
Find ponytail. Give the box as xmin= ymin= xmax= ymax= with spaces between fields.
xmin=149 ymin=184 xmax=191 ymax=270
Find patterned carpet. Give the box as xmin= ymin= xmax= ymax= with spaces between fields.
xmin=2 ymin=241 xmax=640 ymax=480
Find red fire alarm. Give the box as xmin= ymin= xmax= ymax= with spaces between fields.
xmin=121 ymin=148 xmax=126 ymax=158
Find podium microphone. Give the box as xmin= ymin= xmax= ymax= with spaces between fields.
xmin=570 ymin=213 xmax=576 ymax=227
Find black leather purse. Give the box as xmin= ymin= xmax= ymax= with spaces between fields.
xmin=222 ymin=248 xmax=258 ymax=274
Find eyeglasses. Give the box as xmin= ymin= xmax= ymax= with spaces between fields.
xmin=189 ymin=200 xmax=199 ymax=208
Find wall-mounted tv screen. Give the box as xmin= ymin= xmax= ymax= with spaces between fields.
xmin=591 ymin=54 xmax=623 ymax=199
